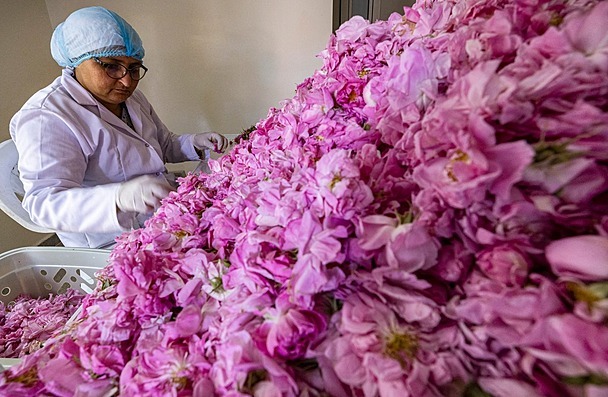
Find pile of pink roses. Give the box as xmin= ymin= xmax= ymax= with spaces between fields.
xmin=0 ymin=290 xmax=83 ymax=359
xmin=2 ymin=0 xmax=608 ymax=395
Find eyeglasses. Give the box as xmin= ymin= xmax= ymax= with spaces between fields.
xmin=93 ymin=57 xmax=148 ymax=81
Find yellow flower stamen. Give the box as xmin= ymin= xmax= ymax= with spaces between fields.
xmin=384 ymin=331 xmax=419 ymax=367
xmin=358 ymin=69 xmax=370 ymax=78
xmin=172 ymin=376 xmax=189 ymax=389
xmin=348 ymin=90 xmax=358 ymax=102
xmin=566 ymin=281 xmax=608 ymax=311
xmin=173 ymin=230 xmax=190 ymax=239
xmin=446 ymin=150 xmax=470 ymax=182
xmin=5 ymin=366 xmax=39 ymax=386
xmin=330 ymin=173 xmax=343 ymax=190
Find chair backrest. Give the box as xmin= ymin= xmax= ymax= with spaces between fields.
xmin=0 ymin=140 xmax=54 ymax=233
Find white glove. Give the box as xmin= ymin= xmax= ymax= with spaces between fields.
xmin=116 ymin=175 xmax=174 ymax=214
xmin=193 ymin=132 xmax=229 ymax=153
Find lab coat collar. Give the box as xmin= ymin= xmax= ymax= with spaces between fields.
xmin=124 ymin=98 xmax=144 ymax=134
xmin=61 ymin=68 xmax=98 ymax=107
xmin=60 ymin=68 xmax=143 ymax=136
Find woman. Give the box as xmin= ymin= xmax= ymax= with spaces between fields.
xmin=10 ymin=6 xmax=228 ymax=248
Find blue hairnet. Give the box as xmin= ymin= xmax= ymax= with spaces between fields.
xmin=50 ymin=6 xmax=145 ymax=68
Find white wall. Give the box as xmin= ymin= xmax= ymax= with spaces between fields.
xmin=46 ymin=0 xmax=332 ymax=140
xmin=0 ymin=1 xmax=332 ymax=252
xmin=0 ymin=0 xmax=60 ymax=251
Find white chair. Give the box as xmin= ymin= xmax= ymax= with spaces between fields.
xmin=0 ymin=139 xmax=55 ymax=234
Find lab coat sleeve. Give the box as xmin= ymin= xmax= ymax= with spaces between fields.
xmin=12 ymin=108 xmax=127 ymax=234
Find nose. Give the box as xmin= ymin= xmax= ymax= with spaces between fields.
xmin=118 ymin=73 xmax=134 ymax=86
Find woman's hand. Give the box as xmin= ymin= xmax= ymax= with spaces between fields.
xmin=116 ymin=175 xmax=175 ymax=214
xmin=193 ymin=132 xmax=229 ymax=153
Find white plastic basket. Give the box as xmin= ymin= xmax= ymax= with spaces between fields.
xmin=0 ymin=247 xmax=110 ymax=370
xmin=0 ymin=247 xmax=110 ymax=305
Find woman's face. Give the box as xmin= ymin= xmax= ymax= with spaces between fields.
xmin=74 ymin=56 xmax=142 ymax=113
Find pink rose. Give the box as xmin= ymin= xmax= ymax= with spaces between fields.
xmin=476 ymin=244 xmax=530 ymax=286
xmin=563 ymin=1 xmax=608 ymax=71
xmin=358 ymin=214 xmax=439 ymax=272
xmin=522 ymin=314 xmax=608 ymax=376
xmin=546 ymin=235 xmax=608 ymax=281
xmin=477 ymin=378 xmax=543 ymax=397
xmin=261 ymin=303 xmax=327 ymax=360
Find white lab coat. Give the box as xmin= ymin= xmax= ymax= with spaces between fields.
xmin=10 ymin=69 xmax=201 ymax=248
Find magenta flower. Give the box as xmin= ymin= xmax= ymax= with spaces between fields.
xmin=256 ymin=294 xmax=327 ymax=360
xmin=476 ymin=244 xmax=530 ymax=287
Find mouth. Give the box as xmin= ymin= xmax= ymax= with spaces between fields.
xmin=113 ymin=89 xmax=132 ymax=96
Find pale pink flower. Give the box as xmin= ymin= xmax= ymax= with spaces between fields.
xmin=40 ymin=352 xmax=115 ymax=397
xmin=477 ymin=377 xmax=543 ymax=397
xmin=546 ymin=235 xmax=608 ymax=281
xmin=335 ymin=15 xmax=370 ymax=45
xmin=413 ymin=133 xmax=534 ymax=209
xmin=563 ymin=1 xmax=608 ymax=71
xmin=120 ymin=343 xmax=203 ymax=396
xmin=357 ymin=214 xmax=439 ymax=272
xmin=321 ymin=291 xmax=463 ymax=396
xmin=449 ymin=273 xmax=566 ymax=345
xmin=210 ymin=330 xmax=298 ymax=395
xmin=522 ymin=314 xmax=608 ymax=377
